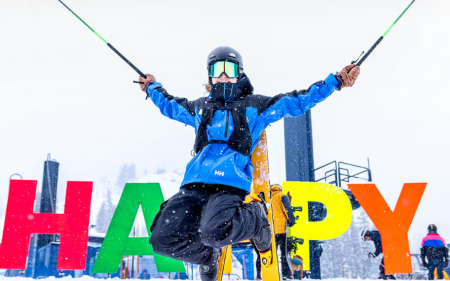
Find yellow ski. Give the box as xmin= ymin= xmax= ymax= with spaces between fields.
xmin=216 ymin=245 xmax=231 ymax=281
xmin=216 ymin=131 xmax=280 ymax=280
xmin=251 ymin=131 xmax=281 ymax=280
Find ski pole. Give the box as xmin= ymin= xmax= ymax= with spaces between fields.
xmin=57 ymin=0 xmax=147 ymax=79
xmin=352 ymin=0 xmax=417 ymax=66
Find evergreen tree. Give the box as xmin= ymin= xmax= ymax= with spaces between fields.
xmin=116 ymin=164 xmax=137 ymax=190
xmin=320 ymin=208 xmax=379 ymax=278
xmin=95 ymin=190 xmax=116 ymax=233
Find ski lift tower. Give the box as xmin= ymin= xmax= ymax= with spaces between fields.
xmin=284 ymin=112 xmax=372 ymax=279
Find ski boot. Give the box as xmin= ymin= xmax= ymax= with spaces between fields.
xmin=199 ymin=248 xmax=222 ymax=281
xmin=248 ymin=192 xmax=272 ymax=254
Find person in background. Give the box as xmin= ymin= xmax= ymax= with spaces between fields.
xmin=291 ymin=255 xmax=303 ymax=280
xmin=255 ymin=184 xmax=296 ymax=280
xmin=420 ymin=224 xmax=449 ymax=280
xmin=362 ymin=229 xmax=396 ymax=280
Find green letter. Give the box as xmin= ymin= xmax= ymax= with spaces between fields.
xmin=92 ymin=183 xmax=185 ymax=273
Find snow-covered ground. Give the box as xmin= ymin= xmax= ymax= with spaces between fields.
xmin=0 ymin=277 xmax=383 ymax=281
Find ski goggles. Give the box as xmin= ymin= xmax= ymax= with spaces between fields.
xmin=209 ymin=61 xmax=239 ymax=78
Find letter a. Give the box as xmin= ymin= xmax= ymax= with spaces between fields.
xmin=92 ymin=183 xmax=185 ymax=273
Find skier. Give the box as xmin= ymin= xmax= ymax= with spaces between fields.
xmin=420 ymin=224 xmax=449 ymax=280
xmin=255 ymin=184 xmax=296 ymax=280
xmin=362 ymin=229 xmax=396 ymax=280
xmin=141 ymin=46 xmax=360 ymax=281
xmin=291 ymin=255 xmax=303 ymax=280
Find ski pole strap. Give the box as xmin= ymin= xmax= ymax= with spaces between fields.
xmin=356 ymin=36 xmax=384 ymax=67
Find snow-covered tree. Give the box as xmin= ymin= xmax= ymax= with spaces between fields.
xmin=116 ymin=164 xmax=136 ymax=190
xmin=321 ymin=208 xmax=379 ymax=279
xmin=95 ymin=190 xmax=116 ymax=233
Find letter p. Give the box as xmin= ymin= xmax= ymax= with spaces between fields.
xmin=0 ymin=180 xmax=93 ymax=270
xmin=283 ymin=182 xmax=353 ymax=270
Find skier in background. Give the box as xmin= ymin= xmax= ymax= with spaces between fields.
xmin=255 ymin=184 xmax=296 ymax=280
xmin=140 ymin=46 xmax=360 ymax=281
xmin=362 ymin=229 xmax=396 ymax=280
xmin=291 ymin=255 xmax=303 ymax=280
xmin=420 ymin=224 xmax=449 ymax=280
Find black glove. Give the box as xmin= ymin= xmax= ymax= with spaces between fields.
xmin=368 ymin=252 xmax=376 ymax=259
xmin=422 ymin=260 xmax=428 ymax=268
xmin=288 ymin=220 xmax=295 ymax=227
xmin=445 ymin=259 xmax=449 ymax=268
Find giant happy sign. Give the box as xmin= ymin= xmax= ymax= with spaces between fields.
xmin=0 ymin=180 xmax=426 ymax=275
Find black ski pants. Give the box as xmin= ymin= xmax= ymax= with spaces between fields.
xmin=149 ymin=183 xmax=263 ymax=265
xmin=379 ymin=258 xmax=396 ymax=280
xmin=256 ymin=233 xmax=292 ymax=278
xmin=427 ymin=259 xmax=444 ymax=280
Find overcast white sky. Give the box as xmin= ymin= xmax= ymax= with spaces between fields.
xmin=1 ymin=0 xmax=450 ymax=253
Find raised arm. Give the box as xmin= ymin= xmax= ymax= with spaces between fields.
xmin=139 ymin=74 xmax=201 ymax=128
xmin=252 ymin=65 xmax=360 ymax=126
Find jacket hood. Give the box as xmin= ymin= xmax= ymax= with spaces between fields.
xmin=270 ymin=184 xmax=282 ymax=192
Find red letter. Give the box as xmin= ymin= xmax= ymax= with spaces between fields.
xmin=348 ymin=183 xmax=426 ymax=274
xmin=0 ymin=180 xmax=93 ymax=270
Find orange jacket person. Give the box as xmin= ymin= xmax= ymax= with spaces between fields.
xmin=256 ymin=184 xmax=296 ymax=280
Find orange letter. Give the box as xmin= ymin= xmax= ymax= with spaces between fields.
xmin=348 ymin=183 xmax=426 ymax=274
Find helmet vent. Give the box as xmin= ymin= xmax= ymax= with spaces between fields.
xmin=229 ymin=53 xmax=236 ymax=58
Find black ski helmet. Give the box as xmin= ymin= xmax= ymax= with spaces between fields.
xmin=361 ymin=229 xmax=371 ymax=240
xmin=428 ymin=224 xmax=437 ymax=233
xmin=207 ymin=46 xmax=244 ymax=76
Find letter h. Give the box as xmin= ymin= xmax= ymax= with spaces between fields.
xmin=0 ymin=180 xmax=93 ymax=270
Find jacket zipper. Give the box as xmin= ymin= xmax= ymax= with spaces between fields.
xmin=224 ymin=110 xmax=230 ymax=138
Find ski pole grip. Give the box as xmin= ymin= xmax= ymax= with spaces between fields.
xmin=356 ymin=36 xmax=384 ymax=67
xmin=107 ymin=43 xmax=147 ymax=78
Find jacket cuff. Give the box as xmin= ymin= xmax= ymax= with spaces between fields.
xmin=146 ymin=82 xmax=163 ymax=93
xmin=146 ymin=82 xmax=163 ymax=99
xmin=324 ymin=73 xmax=340 ymax=92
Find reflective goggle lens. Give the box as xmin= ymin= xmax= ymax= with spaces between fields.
xmin=210 ymin=61 xmax=239 ymax=78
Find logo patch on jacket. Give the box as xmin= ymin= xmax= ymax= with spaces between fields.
xmin=215 ymin=170 xmax=225 ymax=176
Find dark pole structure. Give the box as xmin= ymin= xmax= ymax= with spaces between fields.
xmin=284 ymin=110 xmax=315 ymax=182
xmin=36 ymin=154 xmax=60 ymax=247
xmin=284 ymin=111 xmax=322 ymax=279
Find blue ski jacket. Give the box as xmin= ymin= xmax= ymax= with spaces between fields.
xmin=146 ymin=73 xmax=340 ymax=193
